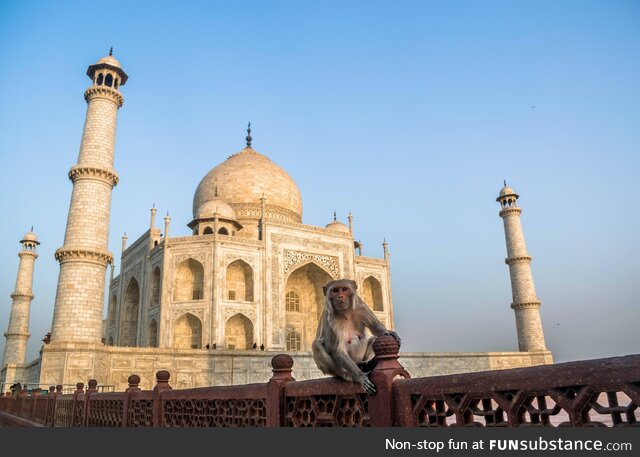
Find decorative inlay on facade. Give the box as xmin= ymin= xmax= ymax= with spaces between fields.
xmin=123 ymin=265 xmax=142 ymax=288
xmin=505 ymin=256 xmax=532 ymax=265
xmin=358 ymin=270 xmax=384 ymax=284
xmin=172 ymin=308 xmax=204 ymax=321
xmin=68 ymin=166 xmax=119 ymax=187
xmin=224 ymin=308 xmax=256 ymax=323
xmin=283 ymin=250 xmax=339 ymax=279
xmin=231 ymin=203 xmax=301 ymax=223
xmin=511 ymin=301 xmax=541 ymax=310
xmin=224 ymin=253 xmax=256 ymax=269
xmin=55 ymin=248 xmax=113 ymax=266
xmin=174 ymin=253 xmax=206 ymax=265
xmin=84 ymin=86 xmax=124 ymax=107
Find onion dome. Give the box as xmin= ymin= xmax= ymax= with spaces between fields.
xmin=496 ymin=181 xmax=519 ymax=201
xmin=193 ymin=146 xmax=302 ymax=223
xmin=86 ymin=47 xmax=128 ymax=85
xmin=21 ymin=228 xmax=40 ymax=245
xmin=195 ymin=198 xmax=237 ymax=220
xmin=325 ymin=212 xmax=350 ymax=234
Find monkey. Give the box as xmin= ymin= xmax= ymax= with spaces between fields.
xmin=312 ymin=279 xmax=401 ymax=395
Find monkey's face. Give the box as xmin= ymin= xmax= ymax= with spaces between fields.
xmin=329 ymin=284 xmax=353 ymax=310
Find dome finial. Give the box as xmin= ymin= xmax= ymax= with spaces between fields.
xmin=30 ymin=225 xmax=33 ymax=232
xmin=333 ymin=211 xmax=337 ymax=221
xmin=246 ymin=122 xmax=252 ymax=148
xmin=504 ymin=179 xmax=507 ymax=187
xmin=109 ymin=46 xmax=113 ymax=56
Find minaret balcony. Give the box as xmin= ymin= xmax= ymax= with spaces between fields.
xmin=505 ymin=255 xmax=532 ymax=265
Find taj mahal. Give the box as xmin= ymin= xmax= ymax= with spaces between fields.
xmin=1 ymin=51 xmax=553 ymax=392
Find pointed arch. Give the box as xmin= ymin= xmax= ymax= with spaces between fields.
xmin=172 ymin=313 xmax=202 ymax=349
xmin=225 ymin=259 xmax=254 ymax=302
xmin=151 ymin=267 xmax=161 ymax=307
xmin=284 ymin=262 xmax=332 ymax=350
xmin=148 ymin=319 xmax=158 ymax=347
xmin=108 ymin=294 xmax=117 ymax=327
xmin=173 ymin=258 xmax=204 ymax=301
xmin=362 ymin=276 xmax=384 ymax=312
xmin=122 ymin=278 xmax=140 ymax=346
xmin=224 ymin=313 xmax=254 ymax=349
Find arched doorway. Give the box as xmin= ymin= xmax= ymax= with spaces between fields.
xmin=173 ymin=258 xmax=204 ymax=301
xmin=284 ymin=263 xmax=332 ymax=350
xmin=224 ymin=314 xmax=254 ymax=349
xmin=362 ymin=276 xmax=384 ymax=311
xmin=172 ymin=313 xmax=202 ymax=349
xmin=225 ymin=260 xmax=254 ymax=302
xmin=151 ymin=267 xmax=161 ymax=307
xmin=122 ymin=278 xmax=139 ymax=346
xmin=148 ymin=319 xmax=158 ymax=347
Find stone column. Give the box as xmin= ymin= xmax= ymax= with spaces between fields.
xmin=2 ymin=231 xmax=39 ymax=367
xmin=497 ymin=184 xmax=547 ymax=352
xmin=50 ymin=52 xmax=128 ymax=344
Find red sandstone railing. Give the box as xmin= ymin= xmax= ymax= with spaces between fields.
xmin=0 ymin=336 xmax=638 ymax=427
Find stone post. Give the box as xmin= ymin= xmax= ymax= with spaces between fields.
xmin=368 ymin=335 xmax=410 ymax=426
xmin=266 ymin=354 xmax=294 ymax=427
xmin=152 ymin=370 xmax=172 ymax=427
xmin=122 ymin=374 xmax=141 ymax=427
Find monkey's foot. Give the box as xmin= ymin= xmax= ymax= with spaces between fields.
xmin=361 ymin=377 xmax=377 ymax=395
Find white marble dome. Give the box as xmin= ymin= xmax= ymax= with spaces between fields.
xmin=193 ymin=146 xmax=303 ymax=222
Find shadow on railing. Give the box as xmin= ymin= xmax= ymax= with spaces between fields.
xmin=0 ymin=336 xmax=638 ymax=427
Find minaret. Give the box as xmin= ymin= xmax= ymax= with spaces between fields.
xmin=2 ymin=230 xmax=39 ymax=367
xmin=49 ymin=50 xmax=127 ymax=344
xmin=497 ymin=182 xmax=547 ymax=352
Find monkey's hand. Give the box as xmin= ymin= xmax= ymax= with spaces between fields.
xmin=358 ymin=373 xmax=377 ymax=395
xmin=383 ymin=330 xmax=401 ymax=347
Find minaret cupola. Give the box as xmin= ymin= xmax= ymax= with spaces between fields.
xmin=87 ymin=47 xmax=128 ymax=91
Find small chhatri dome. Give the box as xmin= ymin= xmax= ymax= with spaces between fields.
xmin=97 ymin=48 xmax=122 ymax=68
xmin=497 ymin=180 xmax=519 ymax=201
xmin=193 ymin=126 xmax=303 ymax=223
xmin=21 ymin=228 xmax=39 ymax=245
xmin=86 ymin=49 xmax=128 ymax=85
xmin=196 ymin=198 xmax=237 ymax=220
xmin=325 ymin=213 xmax=350 ymax=234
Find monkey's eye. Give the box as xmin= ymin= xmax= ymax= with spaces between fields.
xmin=340 ymin=287 xmax=350 ymax=292
xmin=331 ymin=288 xmax=340 ymax=294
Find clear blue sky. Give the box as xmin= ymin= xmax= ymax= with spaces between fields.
xmin=0 ymin=0 xmax=638 ymax=363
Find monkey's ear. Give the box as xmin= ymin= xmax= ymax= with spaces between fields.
xmin=348 ymin=279 xmax=357 ymax=291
